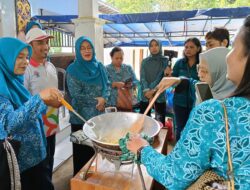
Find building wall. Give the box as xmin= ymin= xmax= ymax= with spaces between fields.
xmin=0 ymin=0 xmax=17 ymax=37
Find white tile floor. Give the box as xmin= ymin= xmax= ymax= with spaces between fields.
xmin=54 ymin=137 xmax=72 ymax=171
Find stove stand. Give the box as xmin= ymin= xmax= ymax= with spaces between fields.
xmin=81 ymin=143 xmax=146 ymax=190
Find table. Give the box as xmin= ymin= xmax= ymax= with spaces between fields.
xmin=70 ymin=128 xmax=168 ymax=190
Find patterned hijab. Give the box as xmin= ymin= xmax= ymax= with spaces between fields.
xmin=67 ymin=36 xmax=109 ymax=89
xmin=199 ymin=47 xmax=236 ymax=99
xmin=0 ymin=37 xmax=32 ymax=108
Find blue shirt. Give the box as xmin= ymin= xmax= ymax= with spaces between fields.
xmin=0 ymin=123 xmax=7 ymax=140
xmin=141 ymin=97 xmax=250 ymax=190
xmin=106 ymin=63 xmax=139 ymax=106
xmin=0 ymin=95 xmax=47 ymax=172
xmin=172 ymin=58 xmax=199 ymax=108
xmin=66 ymin=74 xmax=110 ymax=124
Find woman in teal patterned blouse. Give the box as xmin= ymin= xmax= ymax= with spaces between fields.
xmin=106 ymin=47 xmax=139 ymax=111
xmin=0 ymin=37 xmax=62 ymax=190
xmin=125 ymin=16 xmax=250 ymax=189
xmin=66 ymin=36 xmax=110 ymax=175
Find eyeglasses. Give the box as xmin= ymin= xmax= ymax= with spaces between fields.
xmin=80 ymin=46 xmax=92 ymax=52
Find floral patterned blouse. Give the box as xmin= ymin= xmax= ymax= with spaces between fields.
xmin=106 ymin=63 xmax=139 ymax=106
xmin=0 ymin=95 xmax=47 ymax=172
xmin=141 ymin=97 xmax=250 ymax=190
xmin=0 ymin=123 xmax=7 ymax=139
xmin=66 ymin=74 xmax=110 ymax=124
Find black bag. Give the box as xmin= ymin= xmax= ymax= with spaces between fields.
xmin=0 ymin=138 xmax=20 ymax=190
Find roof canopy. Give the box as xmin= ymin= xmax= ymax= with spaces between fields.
xmin=33 ymin=7 xmax=250 ymax=47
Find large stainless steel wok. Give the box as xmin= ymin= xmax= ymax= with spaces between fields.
xmin=83 ymin=112 xmax=161 ymax=150
xmin=82 ymin=112 xmax=160 ymax=188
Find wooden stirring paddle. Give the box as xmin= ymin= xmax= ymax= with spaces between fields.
xmin=129 ymin=89 xmax=162 ymax=134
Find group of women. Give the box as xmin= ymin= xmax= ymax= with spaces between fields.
xmin=0 ymin=30 xmax=169 ymax=189
xmin=0 ymin=15 xmax=249 ymax=190
xmin=67 ymin=37 xmax=170 ymax=175
xmin=126 ymin=15 xmax=250 ymax=189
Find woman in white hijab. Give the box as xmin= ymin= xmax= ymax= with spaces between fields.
xmin=157 ymin=47 xmax=236 ymax=106
xmin=198 ymin=47 xmax=236 ymax=99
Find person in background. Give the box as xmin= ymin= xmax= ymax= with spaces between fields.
xmin=205 ymin=27 xmax=230 ymax=50
xmin=106 ymin=47 xmax=139 ymax=111
xmin=25 ymin=20 xmax=43 ymax=34
xmin=125 ymin=15 xmax=250 ymax=189
xmin=0 ymin=37 xmax=62 ymax=190
xmin=140 ymin=39 xmax=168 ymax=125
xmin=18 ymin=20 xmax=43 ymax=42
xmin=66 ymin=36 xmax=110 ymax=175
xmin=171 ymin=37 xmax=201 ymax=141
xmin=24 ymin=28 xmax=58 ymax=190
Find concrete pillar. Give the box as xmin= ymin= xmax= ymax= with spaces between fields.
xmin=0 ymin=0 xmax=17 ymax=37
xmin=72 ymin=0 xmax=105 ymax=62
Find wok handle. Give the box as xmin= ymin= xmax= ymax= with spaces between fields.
xmin=59 ymin=98 xmax=74 ymax=112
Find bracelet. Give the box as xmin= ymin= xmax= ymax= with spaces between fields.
xmin=137 ymin=145 xmax=149 ymax=162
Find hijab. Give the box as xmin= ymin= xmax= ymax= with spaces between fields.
xmin=143 ymin=39 xmax=168 ymax=84
xmin=25 ymin=21 xmax=43 ymax=34
xmin=0 ymin=37 xmax=32 ymax=108
xmin=199 ymin=47 xmax=236 ymax=99
xmin=149 ymin=39 xmax=163 ymax=57
xmin=67 ymin=36 xmax=109 ymax=91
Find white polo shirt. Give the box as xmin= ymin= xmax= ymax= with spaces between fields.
xmin=24 ymin=58 xmax=59 ymax=137
xmin=24 ymin=59 xmax=58 ymax=94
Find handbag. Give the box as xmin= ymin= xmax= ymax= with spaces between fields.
xmin=187 ymin=103 xmax=235 ymax=190
xmin=116 ymin=75 xmax=135 ymax=111
xmin=0 ymin=138 xmax=21 ymax=190
xmin=117 ymin=87 xmax=133 ymax=111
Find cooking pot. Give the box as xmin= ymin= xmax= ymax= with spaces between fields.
xmin=83 ymin=112 xmax=161 ymax=151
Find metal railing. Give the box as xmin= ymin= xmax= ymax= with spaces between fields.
xmin=45 ymin=28 xmax=75 ymax=48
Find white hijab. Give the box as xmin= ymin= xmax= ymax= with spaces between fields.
xmin=199 ymin=47 xmax=236 ymax=100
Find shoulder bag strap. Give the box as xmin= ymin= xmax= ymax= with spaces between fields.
xmin=221 ymin=102 xmax=235 ymax=190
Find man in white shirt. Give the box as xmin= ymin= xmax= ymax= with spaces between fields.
xmin=24 ymin=28 xmax=58 ymax=190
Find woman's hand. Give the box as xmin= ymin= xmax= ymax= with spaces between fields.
xmin=127 ymin=135 xmax=149 ymax=154
xmin=112 ymin=82 xmax=125 ymax=89
xmin=144 ymin=89 xmax=156 ymax=99
xmin=164 ymin=66 xmax=172 ymax=77
xmin=39 ymin=88 xmax=63 ymax=108
xmin=157 ymin=77 xmax=181 ymax=93
xmin=95 ymin=97 xmax=106 ymax=111
xmin=124 ymin=81 xmax=133 ymax=88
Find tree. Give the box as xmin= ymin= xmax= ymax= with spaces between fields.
xmin=106 ymin=0 xmax=250 ymax=13
xmin=106 ymin=0 xmax=157 ymax=13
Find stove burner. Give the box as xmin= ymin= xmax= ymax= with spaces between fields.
xmin=81 ymin=142 xmax=146 ymax=190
